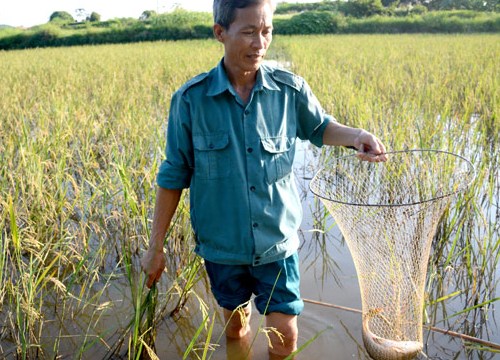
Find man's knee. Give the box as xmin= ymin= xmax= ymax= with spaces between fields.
xmin=266 ymin=313 xmax=298 ymax=357
xmin=224 ymin=305 xmax=252 ymax=339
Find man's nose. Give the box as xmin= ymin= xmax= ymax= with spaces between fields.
xmin=252 ymin=33 xmax=267 ymax=49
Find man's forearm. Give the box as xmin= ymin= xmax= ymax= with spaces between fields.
xmin=322 ymin=120 xmax=387 ymax=162
xmin=149 ymin=187 xmax=183 ymax=252
xmin=322 ymin=121 xmax=363 ymax=148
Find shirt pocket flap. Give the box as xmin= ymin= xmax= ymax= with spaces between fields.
xmin=261 ymin=136 xmax=294 ymax=154
xmin=193 ymin=133 xmax=229 ymax=151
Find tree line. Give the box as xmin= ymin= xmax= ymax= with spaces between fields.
xmin=0 ymin=1 xmax=498 ymax=50
xmin=46 ymin=0 xmax=498 ymax=24
xmin=276 ymin=0 xmax=498 ymax=15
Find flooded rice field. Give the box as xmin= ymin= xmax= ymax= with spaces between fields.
xmin=0 ymin=35 xmax=498 ymax=359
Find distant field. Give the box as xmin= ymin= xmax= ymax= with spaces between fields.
xmin=0 ymin=34 xmax=498 ymax=359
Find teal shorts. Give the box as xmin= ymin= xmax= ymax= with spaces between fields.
xmin=204 ymin=252 xmax=303 ymax=315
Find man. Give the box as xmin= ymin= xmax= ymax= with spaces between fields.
xmin=141 ymin=0 xmax=387 ymax=358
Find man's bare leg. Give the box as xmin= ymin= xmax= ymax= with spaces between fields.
xmin=224 ymin=303 xmax=252 ymax=338
xmin=224 ymin=304 xmax=253 ymax=359
xmin=266 ymin=312 xmax=298 ymax=360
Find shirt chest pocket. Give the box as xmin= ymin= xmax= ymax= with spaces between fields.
xmin=261 ymin=136 xmax=295 ymax=184
xmin=193 ymin=133 xmax=230 ymax=179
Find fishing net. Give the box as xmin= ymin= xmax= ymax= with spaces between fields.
xmin=310 ymin=150 xmax=475 ymax=360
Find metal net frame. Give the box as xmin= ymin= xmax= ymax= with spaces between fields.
xmin=310 ymin=150 xmax=475 ymax=360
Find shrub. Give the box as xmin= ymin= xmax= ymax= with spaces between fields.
xmin=339 ymin=0 xmax=386 ymax=18
xmin=275 ymin=11 xmax=347 ymax=34
xmin=140 ymin=10 xmax=158 ymax=21
xmin=411 ymin=5 xmax=429 ymax=15
xmin=88 ymin=12 xmax=101 ymax=22
xmin=49 ymin=11 xmax=74 ymax=24
xmin=346 ymin=15 xmax=423 ymax=33
xmin=149 ymin=9 xmax=212 ymax=28
xmin=275 ymin=2 xmax=322 ymax=14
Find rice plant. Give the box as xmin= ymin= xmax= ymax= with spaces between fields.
xmin=0 ymin=34 xmax=498 ymax=358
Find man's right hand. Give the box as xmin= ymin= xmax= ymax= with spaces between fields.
xmin=142 ymin=187 xmax=183 ymax=288
xmin=141 ymin=248 xmax=167 ymax=288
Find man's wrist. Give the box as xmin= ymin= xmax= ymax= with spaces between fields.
xmin=148 ymin=240 xmax=165 ymax=253
xmin=351 ymin=128 xmax=364 ymax=149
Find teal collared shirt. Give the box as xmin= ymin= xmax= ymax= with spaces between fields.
xmin=157 ymin=60 xmax=333 ymax=266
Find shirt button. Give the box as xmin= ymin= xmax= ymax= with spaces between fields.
xmin=244 ymin=110 xmax=250 ymax=115
xmin=252 ymin=222 xmax=258 ymax=228
xmin=250 ymin=186 xmax=256 ymax=192
xmin=247 ymin=147 xmax=253 ymax=153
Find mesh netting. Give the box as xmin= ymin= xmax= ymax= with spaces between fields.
xmin=310 ymin=150 xmax=475 ymax=360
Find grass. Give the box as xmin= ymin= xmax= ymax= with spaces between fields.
xmin=0 ymin=34 xmax=498 ymax=358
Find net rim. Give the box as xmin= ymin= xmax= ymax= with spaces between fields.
xmin=309 ymin=149 xmax=476 ymax=207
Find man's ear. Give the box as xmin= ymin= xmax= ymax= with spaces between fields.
xmin=213 ymin=24 xmax=225 ymax=43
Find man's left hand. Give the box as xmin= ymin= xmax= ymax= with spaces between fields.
xmin=353 ymin=130 xmax=387 ymax=162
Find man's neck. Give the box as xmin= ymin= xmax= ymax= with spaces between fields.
xmin=224 ymin=62 xmax=258 ymax=104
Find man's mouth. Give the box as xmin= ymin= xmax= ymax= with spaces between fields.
xmin=248 ymin=53 xmax=264 ymax=61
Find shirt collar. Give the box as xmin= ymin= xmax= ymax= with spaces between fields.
xmin=259 ymin=63 xmax=281 ymax=92
xmin=207 ymin=59 xmax=281 ymax=97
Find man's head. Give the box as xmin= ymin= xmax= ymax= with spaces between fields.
xmin=213 ymin=0 xmax=275 ymax=74
xmin=213 ymin=0 xmax=276 ymax=30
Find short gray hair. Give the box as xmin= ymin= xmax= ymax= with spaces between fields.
xmin=213 ymin=0 xmax=275 ymax=29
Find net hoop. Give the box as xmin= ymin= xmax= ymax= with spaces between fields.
xmin=309 ymin=149 xmax=475 ymax=208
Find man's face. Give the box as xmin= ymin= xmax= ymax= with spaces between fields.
xmin=215 ymin=2 xmax=273 ymax=74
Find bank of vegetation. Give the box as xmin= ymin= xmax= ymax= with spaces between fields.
xmin=0 ymin=0 xmax=499 ymax=50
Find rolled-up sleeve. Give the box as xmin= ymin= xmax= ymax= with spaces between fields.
xmin=296 ymin=79 xmax=334 ymax=148
xmin=156 ymin=91 xmax=193 ymax=189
